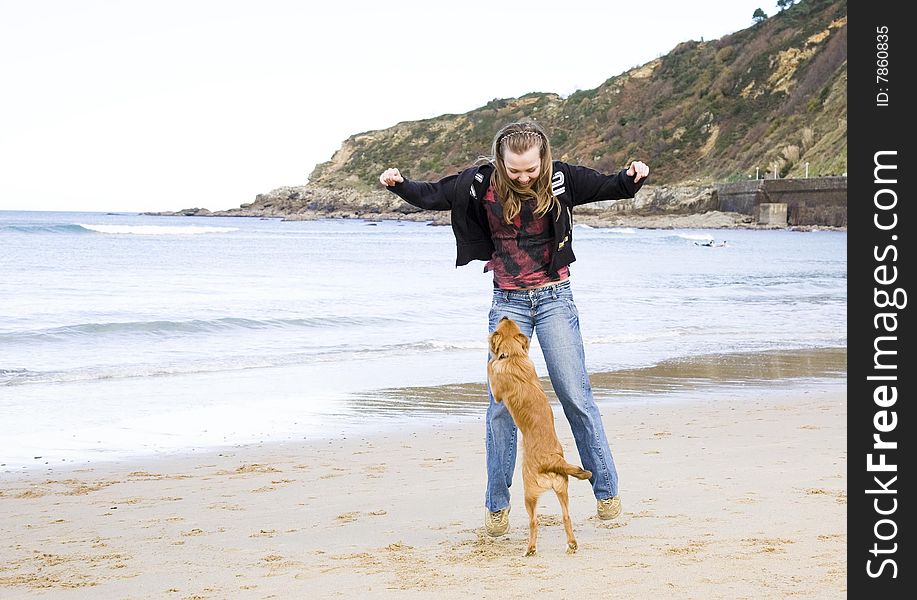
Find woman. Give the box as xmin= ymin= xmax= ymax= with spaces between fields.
xmin=379 ymin=121 xmax=649 ymax=535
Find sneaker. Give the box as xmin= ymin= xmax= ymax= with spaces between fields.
xmin=485 ymin=507 xmax=510 ymax=536
xmin=597 ymin=496 xmax=622 ymax=520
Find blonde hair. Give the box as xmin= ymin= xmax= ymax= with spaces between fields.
xmin=489 ymin=121 xmax=558 ymax=224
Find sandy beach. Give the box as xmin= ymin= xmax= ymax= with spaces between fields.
xmin=0 ymin=373 xmax=846 ymax=600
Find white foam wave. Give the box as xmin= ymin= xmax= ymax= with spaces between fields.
xmin=675 ymin=233 xmax=714 ymax=241
xmin=574 ymin=225 xmax=637 ymax=235
xmin=78 ymin=224 xmax=239 ymax=235
xmin=585 ymin=331 xmax=684 ymax=345
xmin=424 ymin=339 xmax=486 ymax=351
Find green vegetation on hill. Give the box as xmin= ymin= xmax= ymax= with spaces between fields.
xmin=309 ymin=0 xmax=846 ymax=190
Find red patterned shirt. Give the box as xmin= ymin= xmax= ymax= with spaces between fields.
xmin=483 ymin=185 xmax=569 ymax=290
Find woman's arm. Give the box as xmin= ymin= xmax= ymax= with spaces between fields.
xmin=380 ymin=167 xmax=456 ymax=211
xmin=566 ymin=160 xmax=650 ymax=206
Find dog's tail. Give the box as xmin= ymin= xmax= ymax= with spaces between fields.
xmin=551 ymin=461 xmax=592 ymax=480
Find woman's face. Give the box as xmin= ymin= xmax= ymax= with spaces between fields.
xmin=503 ymin=146 xmax=541 ymax=187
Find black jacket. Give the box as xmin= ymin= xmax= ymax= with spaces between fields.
xmin=386 ymin=161 xmax=645 ymax=274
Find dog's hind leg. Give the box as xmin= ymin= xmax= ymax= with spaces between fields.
xmin=524 ymin=492 xmax=539 ymax=556
xmin=553 ymin=477 xmax=578 ymax=554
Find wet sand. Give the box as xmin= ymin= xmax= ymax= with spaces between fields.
xmin=0 ymin=351 xmax=847 ymax=599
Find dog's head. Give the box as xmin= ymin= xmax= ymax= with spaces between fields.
xmin=489 ymin=317 xmax=530 ymax=360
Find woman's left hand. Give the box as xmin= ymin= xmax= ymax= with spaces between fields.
xmin=627 ymin=161 xmax=650 ymax=183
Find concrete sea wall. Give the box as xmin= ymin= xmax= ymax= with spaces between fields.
xmin=716 ymin=176 xmax=847 ymax=227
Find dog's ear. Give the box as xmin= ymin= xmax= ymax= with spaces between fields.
xmin=515 ymin=332 xmax=530 ymax=354
xmin=489 ymin=331 xmax=502 ymax=356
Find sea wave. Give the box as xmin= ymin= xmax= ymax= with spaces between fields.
xmin=0 ymin=223 xmax=240 ymax=235
xmin=0 ymin=337 xmax=488 ymax=386
xmin=576 ymin=225 xmax=638 ymax=235
xmin=0 ymin=316 xmax=391 ymax=343
xmin=585 ymin=330 xmax=687 ymax=345
xmin=1 ymin=223 xmax=92 ymax=234
xmin=672 ymin=232 xmax=715 ymax=241
xmin=77 ymin=224 xmax=239 ymax=235
xmin=574 ymin=224 xmax=638 ymax=236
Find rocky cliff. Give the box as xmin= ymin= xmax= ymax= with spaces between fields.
xmin=309 ymin=0 xmax=846 ymax=189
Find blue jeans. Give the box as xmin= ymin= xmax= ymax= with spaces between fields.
xmin=485 ymin=279 xmax=619 ymax=512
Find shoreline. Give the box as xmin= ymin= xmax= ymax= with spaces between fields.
xmin=142 ymin=209 xmax=847 ymax=232
xmin=0 ymin=377 xmax=846 ymax=598
xmin=1 ymin=347 xmax=847 ymax=474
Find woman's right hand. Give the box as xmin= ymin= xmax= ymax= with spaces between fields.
xmin=379 ymin=168 xmax=404 ymax=187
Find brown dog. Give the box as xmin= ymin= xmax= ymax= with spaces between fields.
xmin=487 ymin=317 xmax=592 ymax=556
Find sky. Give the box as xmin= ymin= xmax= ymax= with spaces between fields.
xmin=0 ymin=0 xmax=783 ymax=213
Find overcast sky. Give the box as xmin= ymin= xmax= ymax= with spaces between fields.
xmin=0 ymin=0 xmax=782 ymax=213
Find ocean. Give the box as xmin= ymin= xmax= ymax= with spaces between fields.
xmin=0 ymin=211 xmax=847 ymax=471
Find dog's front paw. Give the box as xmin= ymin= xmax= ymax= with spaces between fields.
xmin=524 ymin=547 xmax=537 ymax=557
xmin=566 ymin=541 xmax=578 ymax=554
